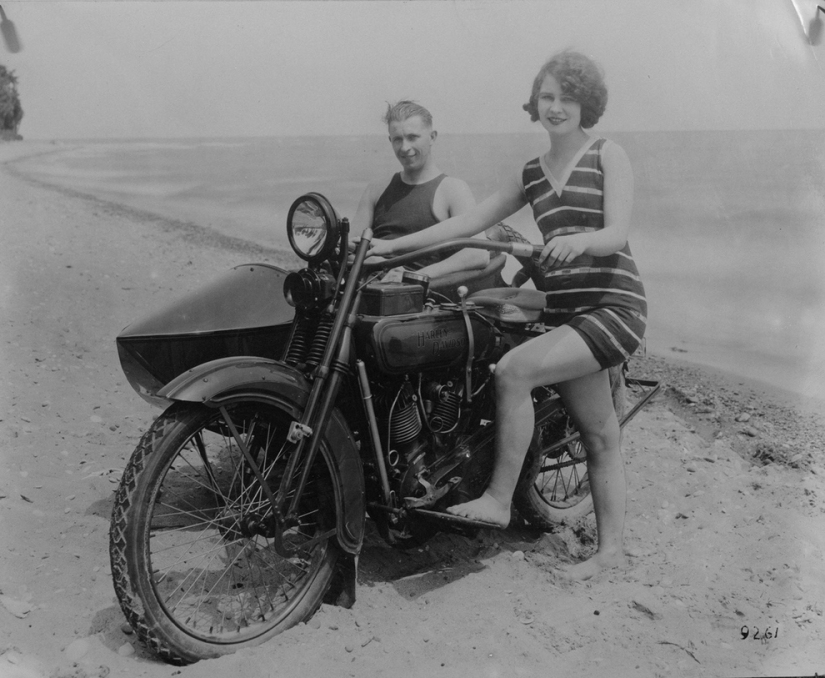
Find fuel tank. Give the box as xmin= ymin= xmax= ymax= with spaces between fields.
xmin=117 ymin=263 xmax=294 ymax=405
xmin=354 ymin=306 xmax=500 ymax=376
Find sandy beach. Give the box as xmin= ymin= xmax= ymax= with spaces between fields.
xmin=2 ymin=140 xmax=825 ymax=678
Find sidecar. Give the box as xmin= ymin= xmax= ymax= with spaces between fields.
xmin=116 ymin=263 xmax=294 ymax=408
xmin=117 ymin=249 xmax=510 ymax=408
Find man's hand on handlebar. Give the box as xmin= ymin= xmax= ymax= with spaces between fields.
xmin=357 ymin=238 xmax=403 ymax=281
xmin=367 ymin=237 xmax=395 ymax=260
xmin=363 ymin=237 xmax=404 ymax=270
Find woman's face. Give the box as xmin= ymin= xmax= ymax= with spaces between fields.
xmin=536 ymin=74 xmax=582 ymax=135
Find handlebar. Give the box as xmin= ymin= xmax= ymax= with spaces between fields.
xmin=362 ymin=238 xmax=543 ymax=271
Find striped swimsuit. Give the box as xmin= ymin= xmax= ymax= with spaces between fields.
xmin=521 ymin=137 xmax=647 ymax=369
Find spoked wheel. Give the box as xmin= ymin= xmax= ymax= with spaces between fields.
xmin=515 ymin=366 xmax=626 ymax=528
xmin=109 ymin=400 xmax=339 ymax=664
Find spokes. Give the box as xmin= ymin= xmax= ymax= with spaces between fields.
xmin=536 ymin=440 xmax=590 ymax=508
xmin=146 ymin=404 xmax=332 ymax=642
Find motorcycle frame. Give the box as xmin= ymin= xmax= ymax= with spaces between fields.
xmin=151 ymin=228 xmax=660 ymax=555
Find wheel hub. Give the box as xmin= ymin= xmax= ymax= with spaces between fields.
xmin=238 ymin=512 xmax=277 ymax=538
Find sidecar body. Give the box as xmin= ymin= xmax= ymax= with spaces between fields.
xmin=116 ymin=263 xmax=294 ymax=407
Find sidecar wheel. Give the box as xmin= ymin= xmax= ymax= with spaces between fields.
xmin=109 ymin=401 xmax=340 ymax=664
xmin=515 ymin=366 xmax=626 ymax=528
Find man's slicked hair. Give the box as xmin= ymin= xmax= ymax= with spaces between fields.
xmin=383 ymin=100 xmax=433 ymax=128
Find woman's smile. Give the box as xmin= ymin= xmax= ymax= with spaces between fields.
xmin=537 ymin=74 xmax=582 ymax=133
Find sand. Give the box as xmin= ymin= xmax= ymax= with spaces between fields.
xmin=1 ymin=140 xmax=824 ymax=678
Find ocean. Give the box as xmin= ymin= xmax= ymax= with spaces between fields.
xmin=13 ymin=130 xmax=825 ymax=401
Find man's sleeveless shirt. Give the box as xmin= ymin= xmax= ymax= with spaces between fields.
xmin=373 ymin=173 xmax=446 ymax=269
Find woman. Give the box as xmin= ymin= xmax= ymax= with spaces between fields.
xmin=369 ymin=50 xmax=647 ymax=580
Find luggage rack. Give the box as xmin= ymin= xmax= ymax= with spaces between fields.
xmin=622 ymin=376 xmax=662 ymax=427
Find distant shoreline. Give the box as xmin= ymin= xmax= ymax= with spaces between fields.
xmin=1 ymin=140 xmax=297 ymax=266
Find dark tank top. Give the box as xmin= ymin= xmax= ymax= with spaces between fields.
xmin=373 ymin=172 xmax=446 ymax=269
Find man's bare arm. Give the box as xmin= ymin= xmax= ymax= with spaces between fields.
xmin=418 ymin=178 xmax=488 ymax=278
xmin=352 ymin=181 xmax=384 ymax=237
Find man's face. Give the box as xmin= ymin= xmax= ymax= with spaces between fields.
xmin=388 ymin=115 xmax=436 ymax=173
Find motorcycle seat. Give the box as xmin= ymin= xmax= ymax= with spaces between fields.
xmin=466 ymin=287 xmax=546 ymax=323
xmin=428 ymin=253 xmax=507 ymax=303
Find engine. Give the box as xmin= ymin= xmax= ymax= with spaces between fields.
xmin=353 ymin=281 xmax=501 ymax=376
xmin=352 ymin=280 xmax=500 ymax=488
xmin=370 ymin=375 xmax=470 ymax=493
xmin=376 ymin=376 xmax=466 ymax=450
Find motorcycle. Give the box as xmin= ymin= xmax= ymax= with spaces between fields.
xmin=109 ymin=192 xmax=659 ymax=664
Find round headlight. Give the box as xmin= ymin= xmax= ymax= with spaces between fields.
xmin=286 ymin=193 xmax=340 ymax=263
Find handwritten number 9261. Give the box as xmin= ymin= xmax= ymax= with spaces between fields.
xmin=740 ymin=625 xmax=779 ymax=641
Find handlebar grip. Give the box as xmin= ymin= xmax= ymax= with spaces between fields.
xmin=509 ymin=242 xmax=543 ymax=258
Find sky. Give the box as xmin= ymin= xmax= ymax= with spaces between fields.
xmin=1 ymin=0 xmax=824 ymax=139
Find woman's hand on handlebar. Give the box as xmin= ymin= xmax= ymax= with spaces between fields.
xmin=538 ymin=233 xmax=587 ymax=270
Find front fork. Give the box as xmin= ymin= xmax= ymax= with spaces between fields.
xmin=221 ymin=231 xmax=373 ymax=557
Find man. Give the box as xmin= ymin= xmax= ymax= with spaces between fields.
xmin=355 ymin=100 xmax=489 ymax=279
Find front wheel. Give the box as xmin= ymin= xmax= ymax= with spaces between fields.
xmin=109 ymin=400 xmax=340 ymax=664
xmin=514 ymin=365 xmax=626 ymax=528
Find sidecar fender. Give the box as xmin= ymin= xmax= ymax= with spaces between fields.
xmin=158 ymin=357 xmax=365 ymax=555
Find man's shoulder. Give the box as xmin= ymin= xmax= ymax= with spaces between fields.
xmin=433 ymin=174 xmax=475 ymax=217
xmin=439 ymin=174 xmax=469 ymax=188
xmin=364 ymin=173 xmax=399 ymax=203
xmin=436 ymin=175 xmax=472 ymax=198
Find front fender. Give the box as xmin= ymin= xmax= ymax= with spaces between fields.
xmin=157 ymin=356 xmax=309 ymax=404
xmin=158 ymin=357 xmax=365 ymax=555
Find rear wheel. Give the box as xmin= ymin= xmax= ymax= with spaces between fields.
xmin=514 ymin=365 xmax=626 ymax=528
xmin=109 ymin=400 xmax=339 ymax=664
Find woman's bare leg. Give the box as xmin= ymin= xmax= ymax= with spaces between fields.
xmin=555 ymin=371 xmax=626 ymax=580
xmin=447 ymin=326 xmax=601 ymax=526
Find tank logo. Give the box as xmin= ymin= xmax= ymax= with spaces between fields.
xmin=417 ymin=328 xmax=445 ymax=346
xmin=417 ymin=328 xmax=464 ymax=354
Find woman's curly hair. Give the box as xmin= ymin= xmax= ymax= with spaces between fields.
xmin=523 ymin=50 xmax=608 ymax=129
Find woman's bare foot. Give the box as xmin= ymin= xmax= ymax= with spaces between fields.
xmin=446 ymin=491 xmax=510 ymax=527
xmin=560 ymin=549 xmax=627 ymax=581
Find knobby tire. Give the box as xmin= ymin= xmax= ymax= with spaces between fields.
xmin=109 ymin=400 xmax=339 ymax=664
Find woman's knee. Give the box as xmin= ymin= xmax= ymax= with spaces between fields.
xmin=494 ymin=351 xmax=532 ymax=392
xmin=580 ymin=418 xmax=621 ymax=460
